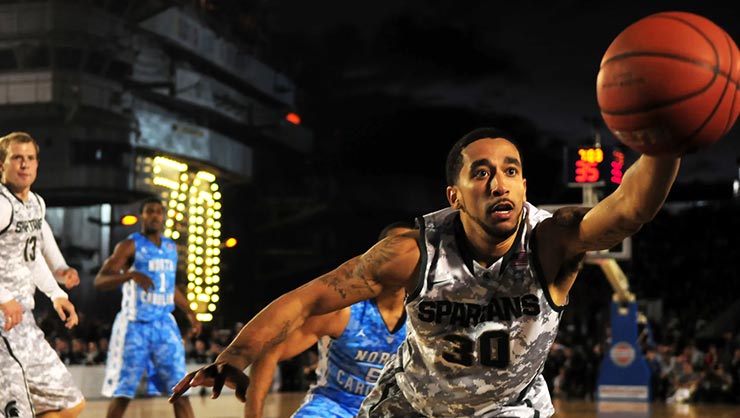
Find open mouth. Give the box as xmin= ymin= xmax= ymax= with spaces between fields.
xmin=490 ymin=201 xmax=514 ymax=213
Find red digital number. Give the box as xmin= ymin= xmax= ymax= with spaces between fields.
xmin=610 ymin=151 xmax=624 ymax=184
xmin=575 ymin=160 xmax=599 ymax=183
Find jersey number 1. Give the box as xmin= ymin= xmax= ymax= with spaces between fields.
xmin=442 ymin=330 xmax=510 ymax=368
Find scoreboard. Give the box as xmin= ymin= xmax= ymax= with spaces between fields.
xmin=564 ymin=145 xmax=626 ymax=186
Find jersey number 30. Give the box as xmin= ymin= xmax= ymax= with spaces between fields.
xmin=442 ymin=330 xmax=509 ymax=368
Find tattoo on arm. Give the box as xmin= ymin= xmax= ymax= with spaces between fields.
xmin=265 ymin=321 xmax=291 ymax=352
xmin=553 ymin=206 xmax=637 ymax=250
xmin=318 ymin=236 xmax=402 ymax=299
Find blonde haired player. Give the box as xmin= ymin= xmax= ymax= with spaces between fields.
xmin=0 ymin=131 xmax=85 ymax=417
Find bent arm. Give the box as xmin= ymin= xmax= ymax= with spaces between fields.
xmin=94 ymin=239 xmax=135 ymax=291
xmin=0 ymin=199 xmax=14 ymax=303
xmin=245 ymin=311 xmax=338 ymax=418
xmin=40 ymin=220 xmax=68 ymax=273
xmin=32 ymin=255 xmax=68 ymax=301
xmin=217 ymin=234 xmax=419 ymax=371
xmin=175 ymin=285 xmax=201 ymax=336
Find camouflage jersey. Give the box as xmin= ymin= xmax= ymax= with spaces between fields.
xmin=0 ymin=183 xmax=45 ymax=311
xmin=396 ymin=203 xmax=563 ymax=416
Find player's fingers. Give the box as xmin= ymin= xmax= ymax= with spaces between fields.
xmin=5 ymin=315 xmax=19 ymax=330
xmin=234 ymin=375 xmax=250 ymax=403
xmin=66 ymin=310 xmax=79 ymax=328
xmin=55 ymin=305 xmax=67 ymax=322
xmin=169 ymin=371 xmax=197 ymax=403
xmin=212 ymin=371 xmax=226 ymax=399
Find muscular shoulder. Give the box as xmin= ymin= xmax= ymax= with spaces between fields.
xmin=370 ymin=230 xmax=421 ymax=288
xmin=112 ymin=238 xmax=136 ymax=258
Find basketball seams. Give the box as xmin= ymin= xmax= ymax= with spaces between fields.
xmin=600 ymin=52 xmax=732 ymax=81
xmin=651 ymin=13 xmax=721 ymax=67
xmin=598 ymin=73 xmax=724 ymax=116
xmin=597 ymin=11 xmax=739 ymax=155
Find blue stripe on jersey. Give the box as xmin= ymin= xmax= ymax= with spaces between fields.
xmin=309 ymin=299 xmax=406 ymax=411
xmin=120 ymin=232 xmax=177 ymax=321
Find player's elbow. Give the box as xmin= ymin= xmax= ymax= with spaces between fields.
xmin=93 ymin=275 xmax=112 ymax=291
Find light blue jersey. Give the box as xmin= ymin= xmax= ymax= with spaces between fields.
xmin=102 ymin=232 xmax=185 ymax=398
xmin=294 ymin=299 xmax=406 ymax=417
xmin=120 ymin=232 xmax=177 ymax=322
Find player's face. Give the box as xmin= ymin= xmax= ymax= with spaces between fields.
xmin=140 ymin=202 xmax=165 ymax=234
xmin=447 ymin=138 xmax=527 ymax=239
xmin=0 ymin=141 xmax=38 ymax=194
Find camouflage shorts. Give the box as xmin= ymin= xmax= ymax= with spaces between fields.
xmin=0 ymin=313 xmax=84 ymax=416
xmin=357 ymin=365 xmax=554 ymax=418
xmin=356 ymin=366 xmax=426 ymax=418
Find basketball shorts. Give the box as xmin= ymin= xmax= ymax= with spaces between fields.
xmin=0 ymin=313 xmax=84 ymax=417
xmin=102 ymin=313 xmax=186 ymax=398
xmin=357 ymin=366 xmax=555 ymax=418
xmin=292 ymin=392 xmax=358 ymax=418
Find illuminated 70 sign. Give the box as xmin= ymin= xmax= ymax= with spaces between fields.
xmin=566 ymin=146 xmax=625 ymax=185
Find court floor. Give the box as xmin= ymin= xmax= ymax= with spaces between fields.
xmin=79 ymin=393 xmax=739 ymax=417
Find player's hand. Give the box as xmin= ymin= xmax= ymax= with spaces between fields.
xmin=55 ymin=268 xmax=80 ymax=289
xmin=188 ymin=313 xmax=202 ymax=338
xmin=129 ymin=271 xmax=155 ymax=292
xmin=0 ymin=299 xmax=23 ymax=331
xmin=52 ymin=297 xmax=79 ymax=329
xmin=169 ymin=361 xmax=249 ymax=403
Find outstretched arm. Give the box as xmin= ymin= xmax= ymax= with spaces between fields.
xmin=244 ymin=309 xmax=344 ymax=418
xmin=573 ymin=155 xmax=679 ymax=253
xmin=170 ymin=232 xmax=419 ymax=402
xmin=94 ymin=239 xmax=154 ymax=292
xmin=538 ymin=155 xmax=680 ymax=300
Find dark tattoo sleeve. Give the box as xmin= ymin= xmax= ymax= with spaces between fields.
xmin=317 ymin=235 xmax=403 ymax=299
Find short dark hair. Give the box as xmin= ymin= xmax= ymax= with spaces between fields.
xmin=378 ymin=220 xmax=415 ymax=241
xmin=445 ymin=127 xmax=520 ymax=186
xmin=139 ymin=197 xmax=164 ymax=214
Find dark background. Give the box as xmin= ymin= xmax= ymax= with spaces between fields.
xmin=198 ymin=1 xmax=740 ymax=324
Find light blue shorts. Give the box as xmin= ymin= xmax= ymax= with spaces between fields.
xmin=102 ymin=313 xmax=186 ymax=398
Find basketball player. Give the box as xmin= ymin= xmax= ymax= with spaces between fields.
xmin=244 ymin=222 xmax=412 ymax=418
xmin=94 ymin=197 xmax=201 ymax=418
xmin=171 ymin=127 xmax=681 ymax=417
xmin=0 ymin=131 xmax=86 ymax=417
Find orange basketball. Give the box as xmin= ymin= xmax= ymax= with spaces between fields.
xmin=597 ymin=11 xmax=740 ymax=156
